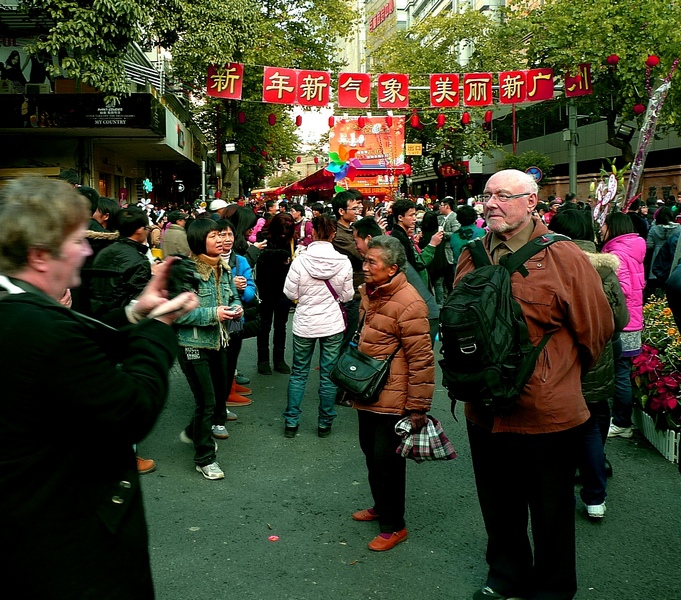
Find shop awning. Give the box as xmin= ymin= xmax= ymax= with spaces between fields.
xmin=282 ymin=165 xmax=409 ymax=195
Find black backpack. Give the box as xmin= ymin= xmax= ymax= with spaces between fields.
xmin=439 ymin=233 xmax=569 ymax=411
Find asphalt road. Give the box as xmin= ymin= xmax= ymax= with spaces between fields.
xmin=140 ymin=337 xmax=681 ymax=600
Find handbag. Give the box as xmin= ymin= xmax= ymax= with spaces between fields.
xmin=330 ymin=315 xmax=399 ymax=404
xmin=394 ymin=416 xmax=458 ymax=463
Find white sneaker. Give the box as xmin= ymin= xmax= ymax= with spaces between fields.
xmin=227 ymin=410 xmax=238 ymax=422
xmin=608 ymin=423 xmax=633 ymax=438
xmin=586 ymin=502 xmax=606 ymax=518
xmin=211 ymin=425 xmax=230 ymax=439
xmin=196 ymin=462 xmax=224 ymax=480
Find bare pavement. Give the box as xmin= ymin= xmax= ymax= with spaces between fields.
xmin=140 ymin=339 xmax=681 ymax=600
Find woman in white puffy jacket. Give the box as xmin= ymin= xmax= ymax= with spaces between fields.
xmin=283 ymin=215 xmax=354 ymax=438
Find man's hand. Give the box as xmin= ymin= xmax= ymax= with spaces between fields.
xmin=429 ymin=230 xmax=444 ymax=247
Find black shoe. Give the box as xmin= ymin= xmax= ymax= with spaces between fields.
xmin=258 ymin=361 xmax=272 ymax=375
xmin=604 ymin=457 xmax=613 ymax=478
xmin=472 ymin=587 xmax=509 ymax=600
xmin=284 ymin=426 xmax=298 ymax=438
xmin=318 ymin=427 xmax=331 ymax=438
xmin=273 ymin=360 xmax=291 ymax=374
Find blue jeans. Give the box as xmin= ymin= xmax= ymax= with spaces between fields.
xmin=612 ymin=354 xmax=633 ymax=428
xmin=284 ymin=332 xmax=343 ymax=428
xmin=578 ymin=410 xmax=608 ymax=506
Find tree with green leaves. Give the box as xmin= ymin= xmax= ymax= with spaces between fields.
xmin=497 ymin=151 xmax=554 ymax=186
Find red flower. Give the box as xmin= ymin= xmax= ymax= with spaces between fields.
xmin=645 ymin=55 xmax=660 ymax=68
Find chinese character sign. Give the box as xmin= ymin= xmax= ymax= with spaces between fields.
xmin=463 ymin=73 xmax=493 ymax=107
xmin=377 ymin=74 xmax=409 ymax=109
xmin=526 ymin=68 xmax=554 ymax=101
xmin=262 ymin=67 xmax=297 ymax=104
xmin=297 ymin=70 xmax=330 ymax=106
xmin=565 ymin=64 xmax=593 ymax=98
xmin=499 ymin=71 xmax=526 ymax=104
xmin=337 ymin=72 xmax=371 ymax=108
xmin=430 ymin=74 xmax=460 ymax=107
xmin=207 ymin=63 xmax=244 ymax=99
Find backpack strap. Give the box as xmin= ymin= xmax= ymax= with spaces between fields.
xmin=466 ymin=238 xmax=492 ymax=268
xmin=502 ymin=233 xmax=571 ymax=277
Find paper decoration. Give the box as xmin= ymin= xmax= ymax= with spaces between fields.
xmin=207 ymin=63 xmax=244 ymax=99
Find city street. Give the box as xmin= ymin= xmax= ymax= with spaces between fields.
xmin=141 ymin=338 xmax=681 ymax=600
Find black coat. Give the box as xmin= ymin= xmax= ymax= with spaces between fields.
xmin=0 ymin=280 xmax=178 ymax=599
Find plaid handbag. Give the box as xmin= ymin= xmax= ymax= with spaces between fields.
xmin=394 ymin=416 xmax=457 ymax=463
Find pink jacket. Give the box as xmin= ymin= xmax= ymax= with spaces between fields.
xmin=602 ymin=233 xmax=646 ymax=331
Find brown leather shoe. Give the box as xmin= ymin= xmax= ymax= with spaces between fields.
xmin=137 ymin=456 xmax=156 ymax=474
xmin=226 ymin=393 xmax=252 ymax=406
xmin=352 ymin=508 xmax=380 ymax=522
xmin=368 ymin=528 xmax=408 ymax=551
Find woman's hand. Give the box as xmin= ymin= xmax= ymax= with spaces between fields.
xmin=233 ymin=275 xmax=247 ymax=292
xmin=217 ymin=305 xmax=243 ymax=321
xmin=409 ymin=411 xmax=428 ymax=431
xmin=253 ymin=240 xmax=268 ymax=250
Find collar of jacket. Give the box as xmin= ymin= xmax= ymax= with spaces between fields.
xmin=366 ymin=271 xmax=407 ymax=298
xmin=118 ymin=236 xmax=149 ymax=254
xmin=192 ymin=255 xmax=230 ymax=281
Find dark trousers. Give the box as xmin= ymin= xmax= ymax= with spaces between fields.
xmin=224 ymin=333 xmax=243 ymax=393
xmin=340 ymin=298 xmax=361 ymax=351
xmin=357 ymin=410 xmax=406 ymax=533
xmin=467 ymin=420 xmax=580 ymax=600
xmin=257 ymin=295 xmax=291 ymax=362
xmin=178 ymin=347 xmax=227 ymax=466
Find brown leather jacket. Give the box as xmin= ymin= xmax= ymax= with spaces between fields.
xmin=454 ymin=217 xmax=615 ymax=433
xmin=354 ymin=272 xmax=434 ymax=415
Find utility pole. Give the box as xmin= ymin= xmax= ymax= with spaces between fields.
xmin=568 ymin=99 xmax=578 ymax=195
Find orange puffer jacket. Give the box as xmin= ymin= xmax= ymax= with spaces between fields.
xmin=354 ymin=272 xmax=434 ymax=415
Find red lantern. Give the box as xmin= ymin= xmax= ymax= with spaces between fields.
xmin=268 ymin=113 xmax=277 ymax=126
xmin=314 ymin=157 xmax=319 ymax=164
xmin=633 ymin=103 xmax=646 ymax=115
xmin=328 ymin=116 xmax=335 ymax=128
xmin=295 ymin=115 xmax=302 ymax=127
xmin=296 ymin=156 xmax=301 ymax=163
xmin=385 ymin=115 xmax=393 ymax=127
xmin=436 ymin=114 xmax=446 ymax=129
xmin=261 ymin=150 xmax=268 ymax=157
xmin=646 ymin=55 xmax=660 ymax=68
xmin=250 ymin=146 xmax=256 ymax=152
xmin=461 ymin=112 xmax=471 ymax=125
xmin=606 ymin=54 xmax=620 ymax=66
xmin=410 ymin=114 xmax=420 ymax=128
xmin=358 ymin=116 xmax=366 ymax=128
xmin=484 ymin=110 xmax=493 ymax=123
xmin=237 ymin=111 xmax=246 ymax=124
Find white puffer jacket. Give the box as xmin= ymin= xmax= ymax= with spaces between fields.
xmin=284 ymin=241 xmax=354 ymax=338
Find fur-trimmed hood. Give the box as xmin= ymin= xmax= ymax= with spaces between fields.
xmin=572 ymin=239 xmax=620 ymax=272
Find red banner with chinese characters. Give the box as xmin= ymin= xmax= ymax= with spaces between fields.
xmin=207 ymin=63 xmax=244 ymax=99
xmin=430 ymin=74 xmax=460 ymax=107
xmin=297 ymin=70 xmax=331 ymax=107
xmin=463 ymin=73 xmax=493 ymax=107
xmin=262 ymin=67 xmax=297 ymax=104
xmin=565 ymin=64 xmax=593 ymax=98
xmin=377 ymin=74 xmax=409 ymax=109
xmin=526 ymin=68 xmax=554 ymax=101
xmin=499 ymin=71 xmax=526 ymax=104
xmin=337 ymin=72 xmax=371 ymax=108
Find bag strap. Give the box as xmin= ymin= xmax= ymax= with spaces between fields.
xmin=467 ymin=237 xmax=492 ymax=268
xmin=502 ymin=233 xmax=571 ymax=277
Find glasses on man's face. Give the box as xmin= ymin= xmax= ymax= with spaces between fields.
xmin=481 ymin=192 xmax=532 ymax=203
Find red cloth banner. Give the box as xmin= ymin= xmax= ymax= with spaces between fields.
xmin=565 ymin=64 xmax=593 ymax=98
xmin=499 ymin=70 xmax=527 ymax=104
xmin=526 ymin=68 xmax=554 ymax=101
xmin=262 ymin=67 xmax=297 ymax=104
xmin=377 ymin=74 xmax=409 ymax=109
xmin=297 ymin=70 xmax=331 ymax=106
xmin=430 ymin=74 xmax=460 ymax=107
xmin=207 ymin=63 xmax=244 ymax=99
xmin=463 ymin=73 xmax=493 ymax=106
xmin=337 ymin=72 xmax=371 ymax=108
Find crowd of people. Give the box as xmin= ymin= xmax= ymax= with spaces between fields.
xmin=1 ymin=171 xmax=675 ymax=599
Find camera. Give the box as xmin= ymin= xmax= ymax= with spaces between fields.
xmin=166 ymin=255 xmax=201 ymax=299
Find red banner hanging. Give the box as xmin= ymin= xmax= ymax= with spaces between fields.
xmin=463 ymin=73 xmax=493 ymax=107
xmin=262 ymin=67 xmax=297 ymax=104
xmin=499 ymin=71 xmax=527 ymax=104
xmin=207 ymin=63 xmax=244 ymax=99
xmin=337 ymin=72 xmax=371 ymax=108
xmin=377 ymin=73 xmax=409 ymax=109
xmin=430 ymin=74 xmax=460 ymax=107
xmin=526 ymin=68 xmax=554 ymax=101
xmin=565 ymin=64 xmax=593 ymax=98
xmin=297 ymin=70 xmax=331 ymax=107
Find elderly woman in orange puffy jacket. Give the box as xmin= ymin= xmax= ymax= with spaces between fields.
xmin=350 ymin=235 xmax=434 ymax=552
